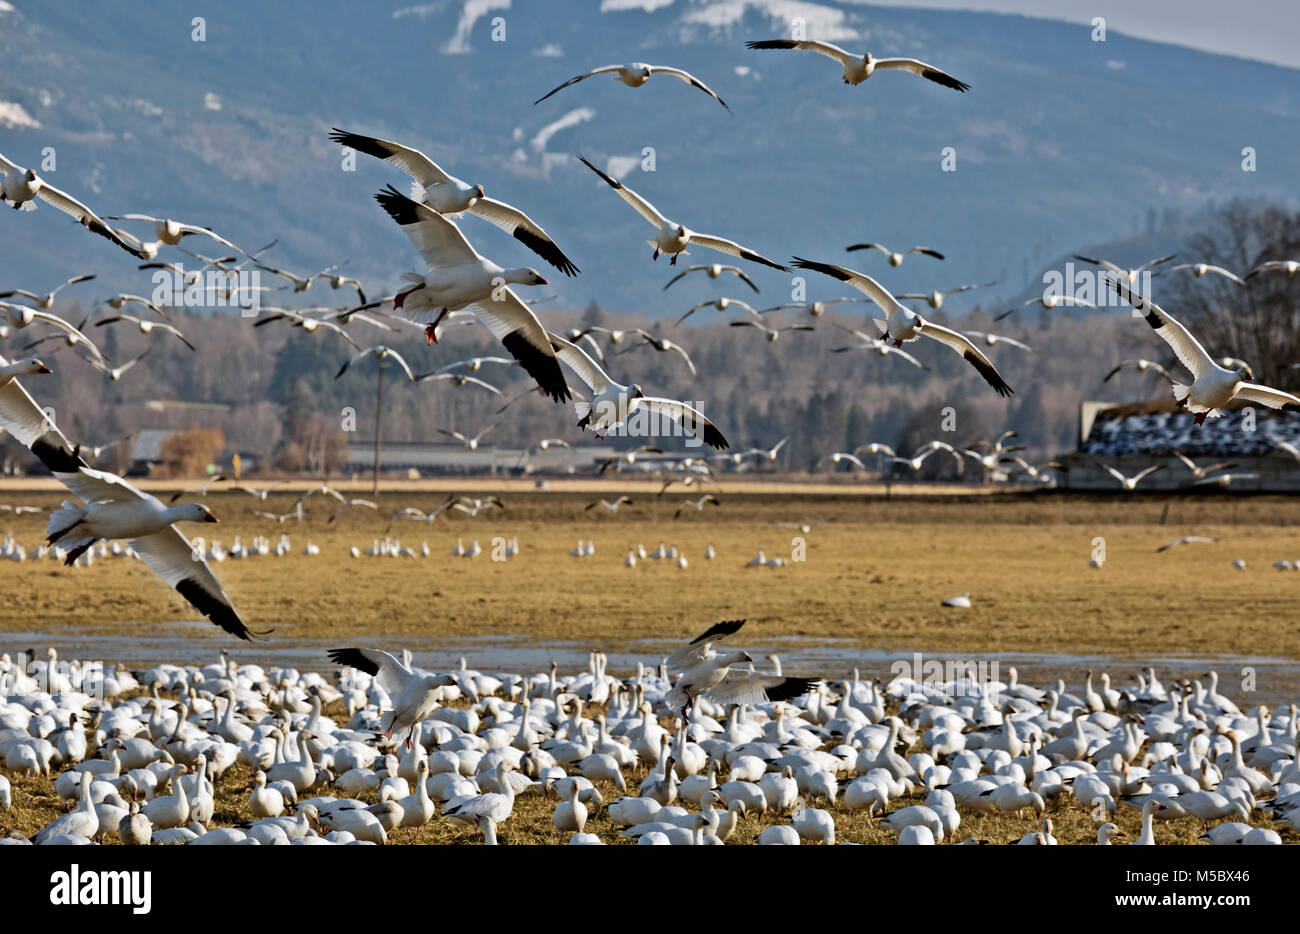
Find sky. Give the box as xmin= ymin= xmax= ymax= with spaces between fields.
xmin=880 ymin=0 xmax=1300 ymax=70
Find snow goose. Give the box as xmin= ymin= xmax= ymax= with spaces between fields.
xmin=1171 ymin=262 xmax=1244 ymax=285
xmin=1109 ymin=279 xmax=1300 ymax=422
xmin=1104 ymin=359 xmax=1174 ymax=383
xmin=1171 ymin=452 xmax=1236 ymax=481
xmin=35 ymin=456 xmax=254 ymax=638
xmin=845 ymin=242 xmax=945 ymax=265
xmin=326 ymin=647 xmax=457 ymax=748
xmin=536 ymin=63 xmax=729 ymax=110
xmin=1075 ymin=253 xmax=1177 ymax=284
xmin=816 ymin=451 xmax=865 ymax=472
xmin=1129 ymin=800 xmax=1168 ymax=844
xmin=104 ymin=213 xmax=245 ymax=254
xmin=0 ymin=274 xmax=95 ymax=309
xmin=552 ymin=779 xmax=588 ymax=833
xmin=674 ymin=494 xmax=719 ymax=519
xmin=1096 ymin=821 xmax=1126 ymax=844
xmin=791 ymin=800 xmax=836 ymax=844
xmin=746 ymin=39 xmax=969 ymax=91
xmin=792 ymin=257 xmax=1013 ymax=396
xmin=587 ymin=495 xmax=633 ymax=513
xmin=965 ymin=331 xmax=1033 ymax=353
xmin=2 ymin=303 xmax=107 ymax=365
xmin=576 ymin=154 xmax=786 ymax=271
xmin=664 ymin=264 xmax=759 ymax=292
xmin=1157 ymin=535 xmax=1216 ymax=553
xmin=829 ymin=326 xmax=927 ymax=367
xmin=444 ymin=761 xmax=519 ymax=827
xmin=1101 ymin=464 xmax=1164 ymax=491
xmin=248 ymin=770 xmax=285 ymax=818
xmin=729 ymin=319 xmax=815 ymax=343
xmin=995 ymin=292 xmax=1099 ymax=322
xmin=665 ymin=619 xmax=819 ymax=712
xmin=0 ymin=152 xmax=144 ymax=257
xmin=330 ymin=129 xmax=577 ymax=276
xmin=898 ymin=281 xmax=995 ymax=309
xmin=617 ymin=332 xmax=698 ymax=375
xmin=34 ymin=771 xmax=99 ymax=843
xmin=373 ymin=185 xmax=569 ymax=401
xmin=547 ymin=331 xmax=729 ymax=449
xmin=438 ymin=425 xmax=497 ymax=451
xmin=334 ymin=344 xmax=416 ymax=382
xmin=892 ymin=440 xmax=965 ymax=473
xmin=1246 ymin=259 xmax=1300 ymax=279
xmin=94 ymin=313 xmax=196 ymax=351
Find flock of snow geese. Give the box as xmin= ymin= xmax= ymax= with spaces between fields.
xmin=3 ymin=25 xmax=1300 ymax=846
xmin=1 ymin=636 xmax=1297 ymax=846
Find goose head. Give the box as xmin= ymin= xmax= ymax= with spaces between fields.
xmin=510 ymin=267 xmax=547 ymax=286
xmin=176 ymin=504 xmax=220 ymax=523
xmin=5 ymin=357 xmax=51 ymax=376
xmin=1234 ymin=364 xmax=1255 ymax=382
xmin=629 ymin=384 xmax=646 ymax=399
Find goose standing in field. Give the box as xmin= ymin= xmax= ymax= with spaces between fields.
xmin=845 ymin=242 xmax=945 ymax=266
xmin=897 ymin=281 xmax=995 ymax=309
xmin=729 ymin=319 xmax=816 ymax=343
xmin=665 ymin=619 xmax=819 ymax=713
xmin=546 ymin=331 xmax=729 ymax=449
xmin=34 ymin=771 xmax=99 ymax=844
xmin=1171 ymin=262 xmax=1244 ymax=285
xmin=326 ymin=647 xmax=458 ymax=748
xmin=576 ymin=154 xmax=787 ymax=271
xmin=330 ymin=129 xmax=577 ymax=277
xmin=663 ymin=264 xmax=759 ymax=292
xmin=94 ymin=313 xmax=196 ymax=351
xmin=746 ymin=39 xmax=969 ymax=92
xmin=792 ymin=258 xmax=1013 ymax=396
xmin=372 ymin=185 xmax=570 ymax=401
xmin=1101 ymin=464 xmax=1164 ymax=491
xmin=0 ymin=274 xmax=96 ymax=309
xmin=2 ymin=302 xmax=108 ymax=366
xmin=1103 ymin=359 xmax=1174 ymax=383
xmin=535 ymin=63 xmax=730 ymax=111
xmin=1108 ymin=278 xmax=1300 ymax=424
xmin=0 ymin=152 xmax=144 ymax=257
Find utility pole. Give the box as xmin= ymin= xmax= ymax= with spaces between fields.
xmin=372 ymin=360 xmax=384 ymax=495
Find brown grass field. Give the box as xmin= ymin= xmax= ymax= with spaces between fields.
xmin=1 ymin=481 xmax=1297 ymax=844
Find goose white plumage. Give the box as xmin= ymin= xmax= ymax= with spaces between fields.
xmin=535 ymin=63 xmax=730 ymax=111
xmin=746 ymin=40 xmax=970 ymax=92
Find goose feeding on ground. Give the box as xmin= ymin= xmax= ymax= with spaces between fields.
xmin=575 ymin=154 xmax=786 ymax=271
xmin=0 ymin=152 xmax=144 ymax=257
xmin=1109 ymin=278 xmax=1300 ymax=423
xmin=94 ymin=313 xmax=196 ymax=351
xmin=326 ymin=647 xmax=458 ymax=749
xmin=0 ymin=274 xmax=95 ymax=309
xmin=746 ymin=40 xmax=969 ymax=92
xmin=1101 ymin=464 xmax=1164 ymax=491
xmin=330 ymin=129 xmax=577 ymax=277
xmin=897 ymin=281 xmax=995 ymax=309
xmin=546 ymin=331 xmax=729 ymax=449
xmin=676 ymin=297 xmax=761 ymax=326
xmin=665 ymin=619 xmax=819 ymax=713
xmin=372 ymin=185 xmax=569 ymax=401
xmin=664 ymin=264 xmax=759 ymax=292
xmin=535 ymin=63 xmax=729 ymax=111
xmin=1171 ymin=263 xmax=1244 ymax=285
xmin=1103 ymin=359 xmax=1174 ymax=383
xmin=792 ymin=257 xmax=1013 ymax=396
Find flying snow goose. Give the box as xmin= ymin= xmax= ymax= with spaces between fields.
xmin=674 ymin=494 xmax=719 ymax=518
xmin=1103 ymin=359 xmax=1173 ymax=383
xmin=1190 ymin=473 xmax=1258 ymax=488
xmin=535 ymin=63 xmax=729 ymax=111
xmin=1246 ymin=259 xmax=1300 ymax=279
xmin=586 ymin=496 xmax=633 ymax=513
xmin=665 ymin=619 xmax=819 ymax=711
xmin=373 ymin=185 xmax=569 ymax=401
xmin=891 ymin=441 xmax=964 ymax=472
xmin=854 ymin=442 xmax=896 ymax=459
xmin=92 ymin=349 xmax=151 ymax=383
xmin=1157 ymin=536 xmax=1216 ymax=553
xmin=0 ymin=152 xmax=144 ymax=257
xmin=0 ymin=274 xmax=95 ymax=309
xmin=94 ymin=313 xmax=196 ymax=351
xmin=792 ymin=257 xmax=1013 ymax=396
xmin=994 ymin=292 xmax=1099 ymax=322
xmin=104 ymin=213 xmax=246 ymax=254
xmin=335 ymin=344 xmax=416 ymax=382
xmin=253 ymin=310 xmax=361 ymax=350
xmin=547 ymin=331 xmax=729 ymax=449
xmin=845 ymin=242 xmax=944 ymax=266
xmin=830 ymin=325 xmax=927 ymax=367
xmin=1171 ymin=451 xmax=1236 ymax=480
xmin=331 ymin=128 xmax=577 ymax=276
xmin=816 ymin=452 xmax=865 ymax=471
xmin=746 ymin=40 xmax=970 ymax=91
xmin=432 ymin=355 xmax=517 ymax=375
xmin=677 ymin=297 xmax=761 ymax=325
xmin=965 ymin=331 xmax=1033 ymax=353
xmin=1101 ymin=464 xmax=1163 ymax=491
xmin=1074 ymin=253 xmax=1176 ymax=283
xmin=775 ymin=518 xmax=836 ymax=534
xmin=617 ymin=333 xmax=698 ymax=374
xmin=576 ymin=154 xmax=787 ymax=271
xmin=438 ymin=424 xmax=497 ymax=451
xmin=898 ymin=281 xmax=995 ymax=309
xmin=106 ymin=293 xmax=168 ymax=318
xmin=664 ymin=264 xmax=758 ymax=292
xmin=1 ymin=302 xmax=107 ymax=365
xmin=0 ymin=355 xmax=90 ymax=474
xmin=326 ymin=647 xmax=458 ymax=748
xmin=1171 ymin=263 xmax=1244 ymax=286
xmin=729 ymin=320 xmax=815 ymax=342
xmin=327 ymin=499 xmax=379 ymax=524
xmin=41 ymin=462 xmax=257 ymax=638
xmin=1108 ymin=278 xmax=1300 ymax=424
xmin=413 ymin=371 xmax=501 ymax=394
